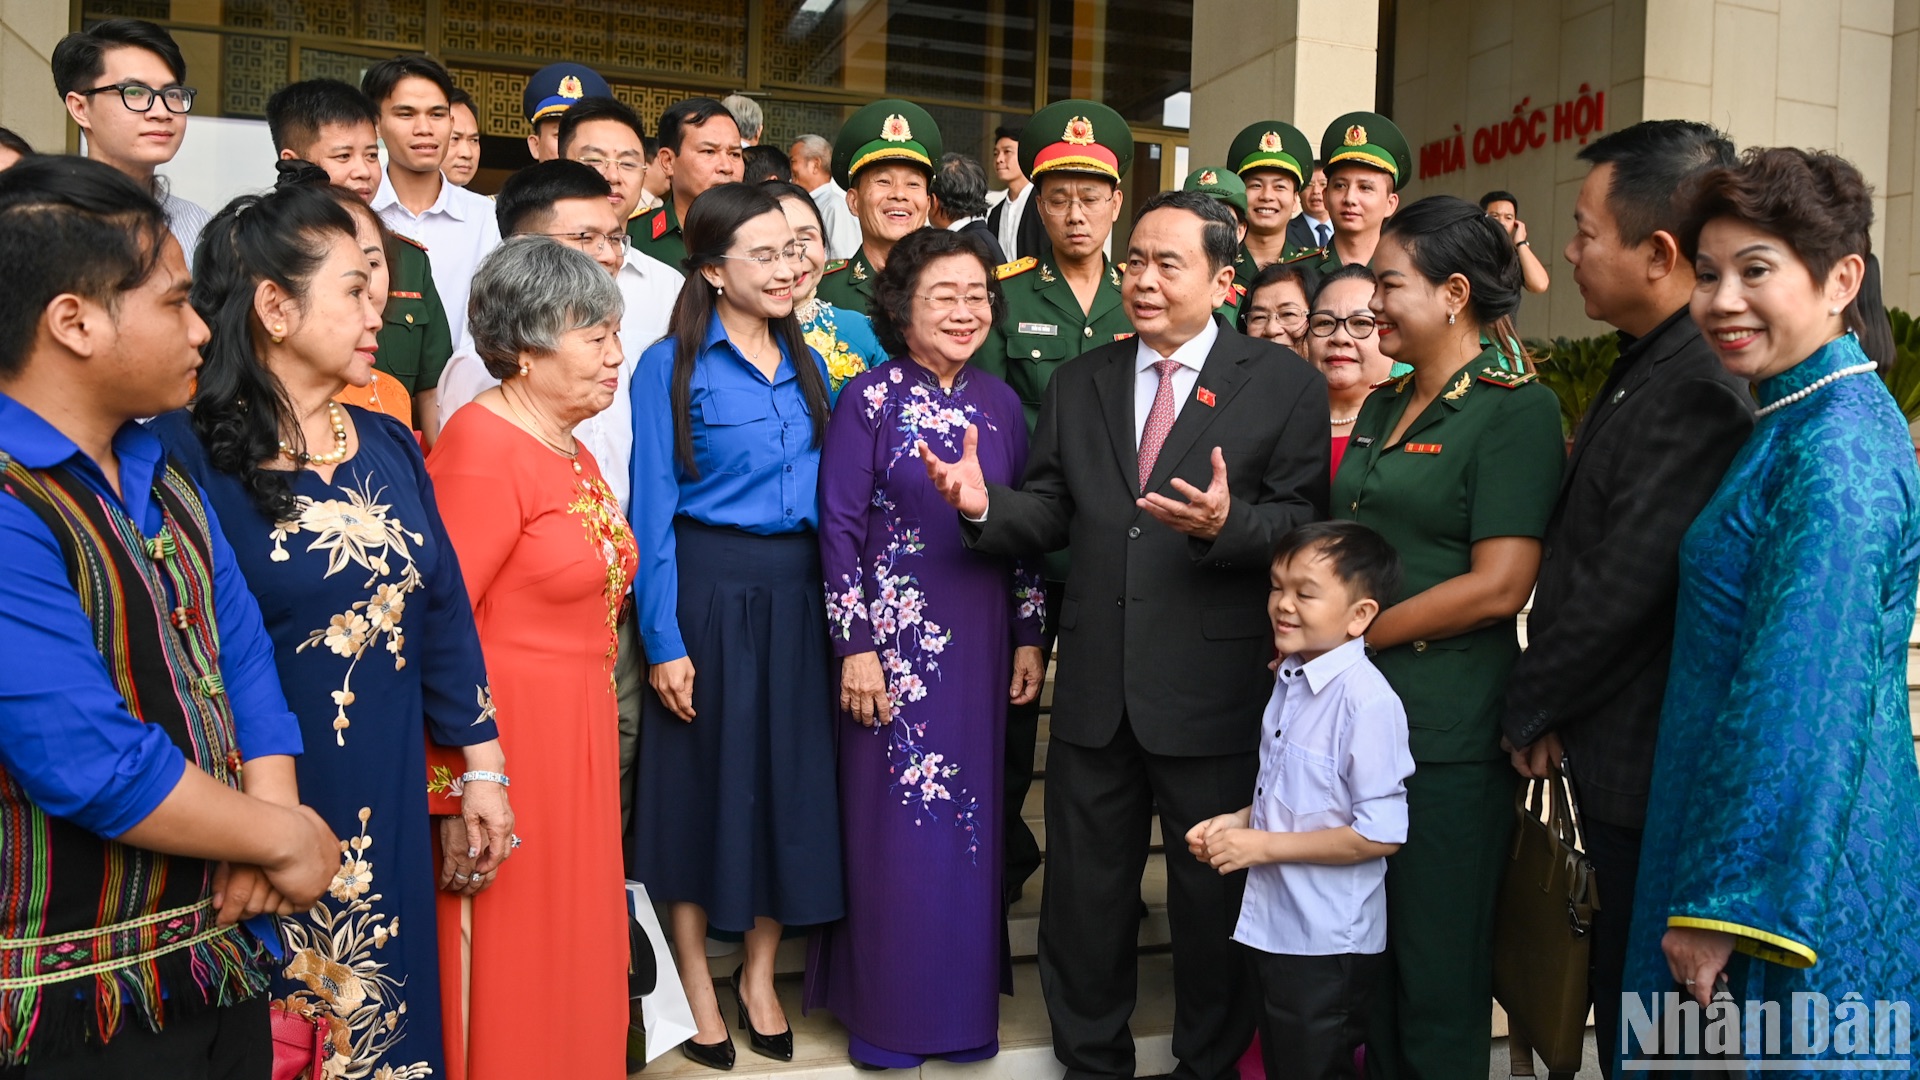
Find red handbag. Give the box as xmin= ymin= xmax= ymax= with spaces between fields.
xmin=269 ymin=1002 xmax=329 ymax=1080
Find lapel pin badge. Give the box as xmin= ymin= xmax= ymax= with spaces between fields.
xmin=1196 ymin=387 xmax=1217 ymax=407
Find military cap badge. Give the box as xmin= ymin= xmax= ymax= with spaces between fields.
xmin=559 ymin=75 xmax=584 ymax=99
xmin=1199 ymin=169 xmax=1218 ymax=186
xmin=1063 ymin=115 xmax=1095 ymax=145
xmin=881 ymin=114 xmax=912 ymax=142
xmin=1259 ymin=130 xmax=1282 ymax=152
xmin=1345 ymin=125 xmax=1368 ymax=146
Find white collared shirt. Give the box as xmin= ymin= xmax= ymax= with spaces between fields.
xmin=159 ymin=188 xmax=210 ymax=263
xmin=372 ymin=168 xmax=501 ymax=355
xmin=808 ymin=178 xmax=863 ymax=264
xmin=1132 ymin=316 xmax=1219 ymax=445
xmin=1233 ymin=637 xmax=1413 ymax=956
xmin=435 ymin=248 xmax=680 ymax=517
xmin=996 ymin=181 xmax=1033 ymax=261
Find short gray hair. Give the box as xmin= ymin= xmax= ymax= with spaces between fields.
xmin=468 ymin=235 xmax=623 ymax=380
xmin=720 ymin=94 xmax=763 ymax=140
xmin=791 ymin=133 xmax=830 ymax=167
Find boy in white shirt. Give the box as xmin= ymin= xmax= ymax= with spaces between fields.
xmin=1187 ymin=520 xmax=1413 ymax=1080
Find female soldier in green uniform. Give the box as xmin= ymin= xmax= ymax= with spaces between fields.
xmin=376 ymin=232 xmax=452 ymax=435
xmin=1332 ymin=196 xmax=1563 ymax=1079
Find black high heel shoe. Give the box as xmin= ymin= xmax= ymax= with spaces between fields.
xmin=679 ymin=1031 xmax=735 ymax=1072
xmin=731 ymin=963 xmax=795 ymax=1061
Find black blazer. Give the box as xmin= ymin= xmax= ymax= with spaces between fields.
xmin=1286 ymin=214 xmax=1322 ymax=253
xmin=966 ymin=318 xmax=1328 ymax=756
xmin=1501 ymin=308 xmax=1754 ymax=827
xmin=957 ymin=218 xmax=1007 ymax=266
xmin=987 ymin=189 xmax=1049 ymax=263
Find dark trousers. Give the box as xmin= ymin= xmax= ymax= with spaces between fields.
xmin=1038 ymin=717 xmax=1258 ymax=1080
xmin=1 ymin=994 xmax=269 ymax=1080
xmin=1002 ymin=579 xmax=1062 ymax=908
xmin=1249 ymin=948 xmax=1384 ymax=1080
xmin=1583 ymin=815 xmax=1643 ymax=1078
xmin=1366 ymin=759 xmax=1517 ymax=1080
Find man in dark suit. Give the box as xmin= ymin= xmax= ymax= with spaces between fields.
xmin=1285 ymin=205 xmax=1320 ymax=253
xmin=924 ymin=190 xmax=1328 ymax=1080
xmin=930 ymin=151 xmax=1007 ymax=265
xmin=1501 ymin=120 xmax=1752 ymax=1078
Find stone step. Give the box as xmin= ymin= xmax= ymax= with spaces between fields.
xmin=635 ymin=954 xmax=1178 ymax=1080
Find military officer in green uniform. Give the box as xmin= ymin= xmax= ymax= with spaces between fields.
xmin=626 ymin=96 xmax=743 ymax=268
xmin=1330 ymin=199 xmax=1564 ymax=1080
xmin=377 ymin=232 xmax=454 ymax=435
xmin=971 ymin=97 xmax=1133 ymax=911
xmin=813 ymin=99 xmax=942 ymax=316
xmin=1180 ymin=166 xmax=1256 ymax=322
xmin=1225 ymin=120 xmax=1319 ymax=294
xmin=1313 ymin=111 xmax=1411 ymax=277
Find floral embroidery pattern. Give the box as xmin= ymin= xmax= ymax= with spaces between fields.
xmin=804 ymin=311 xmax=870 ymax=392
xmin=281 ymin=479 xmax=425 ymax=746
xmin=566 ymin=476 xmax=634 ymax=674
xmin=276 ymin=808 xmax=429 ymax=1080
xmin=828 ymin=366 xmax=1014 ymax=858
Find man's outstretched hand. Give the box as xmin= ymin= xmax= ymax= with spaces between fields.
xmin=1138 ymin=446 xmax=1231 ymax=539
xmin=919 ymin=425 xmax=989 ymax=519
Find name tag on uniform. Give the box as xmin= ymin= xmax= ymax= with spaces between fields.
xmin=1018 ymin=322 xmax=1059 ymax=336
xmin=1405 ymin=442 xmax=1443 ymax=455
xmin=1354 ymin=436 xmax=1375 ymax=448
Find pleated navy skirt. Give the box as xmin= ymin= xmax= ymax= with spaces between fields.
xmin=629 ymin=519 xmax=846 ymax=932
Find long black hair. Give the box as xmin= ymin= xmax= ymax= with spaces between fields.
xmin=666 ymin=182 xmax=829 ymax=477
xmin=189 ymin=181 xmax=358 ymax=520
xmin=1380 ymin=195 xmax=1528 ymax=368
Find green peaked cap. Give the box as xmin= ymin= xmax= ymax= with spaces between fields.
xmin=1182 ymin=166 xmax=1247 ymax=218
xmin=1319 ymin=111 xmax=1411 ymax=192
xmin=1018 ymin=99 xmax=1134 ymax=183
xmin=1226 ymin=120 xmax=1313 ymax=186
xmin=832 ymin=99 xmax=943 ymax=189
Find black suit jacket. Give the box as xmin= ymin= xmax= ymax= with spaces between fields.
xmin=1501 ymin=308 xmax=1754 ymax=827
xmin=956 ymin=219 xmax=1007 ymax=266
xmin=987 ymin=189 xmax=1050 ymax=263
xmin=1286 ymin=214 xmax=1321 ymax=253
xmin=966 ymin=318 xmax=1328 ymax=756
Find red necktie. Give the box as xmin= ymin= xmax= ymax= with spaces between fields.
xmin=1137 ymin=359 xmax=1183 ymax=491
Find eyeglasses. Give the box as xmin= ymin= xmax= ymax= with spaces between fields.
xmin=720 ymin=242 xmax=811 ymax=267
xmin=1245 ymin=309 xmax=1308 ymax=331
xmin=577 ymin=155 xmax=646 ymax=177
xmin=544 ymin=229 xmax=629 ymax=252
xmin=75 ymin=82 xmax=197 ymax=114
xmin=1040 ymin=191 xmax=1115 ymax=217
xmin=918 ymin=291 xmax=995 ymax=312
xmin=1307 ymin=313 xmax=1378 ymax=338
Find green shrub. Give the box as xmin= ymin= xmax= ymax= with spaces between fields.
xmin=1883 ymin=308 xmax=1920 ymax=424
xmin=1526 ymin=335 xmax=1620 ymax=439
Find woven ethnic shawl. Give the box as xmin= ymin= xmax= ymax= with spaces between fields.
xmin=0 ymin=453 xmax=269 ymax=1066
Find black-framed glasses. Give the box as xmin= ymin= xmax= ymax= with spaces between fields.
xmin=1307 ymin=313 xmax=1378 ymax=338
xmin=76 ymin=82 xmax=196 ymax=114
xmin=544 ymin=229 xmax=628 ymax=253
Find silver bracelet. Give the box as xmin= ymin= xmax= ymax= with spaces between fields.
xmin=458 ymin=770 xmax=510 ymax=788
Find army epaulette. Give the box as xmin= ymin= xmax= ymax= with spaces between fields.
xmin=1476 ymin=368 xmax=1537 ymax=389
xmin=1230 ymin=282 xmax=1248 ymax=299
xmin=393 ymin=233 xmax=428 ymax=252
xmin=651 ymin=210 xmax=669 ymax=240
xmin=1281 ymin=248 xmax=1322 ymax=265
xmin=996 ymin=256 xmax=1037 ymax=280
xmin=822 ymin=259 xmax=849 ymax=276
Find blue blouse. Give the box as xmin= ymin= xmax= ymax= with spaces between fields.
xmin=0 ymin=394 xmax=302 ymax=839
xmin=630 ymin=312 xmax=832 ymax=661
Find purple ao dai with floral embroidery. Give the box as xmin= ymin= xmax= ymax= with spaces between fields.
xmin=804 ymin=358 xmax=1044 ymax=1060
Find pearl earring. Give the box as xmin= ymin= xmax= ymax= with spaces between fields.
xmin=1830 ymin=306 xmax=1841 ymax=316
xmin=716 ymin=285 xmax=724 ymax=296
xmin=271 ymin=324 xmax=285 ymax=344
xmin=1447 ymin=311 xmax=1456 ymax=326
xmin=518 ymin=362 xmax=531 ymax=377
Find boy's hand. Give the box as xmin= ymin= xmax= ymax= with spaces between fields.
xmin=1200 ymin=827 xmax=1272 ymax=874
xmin=1184 ymin=810 xmax=1249 ymax=861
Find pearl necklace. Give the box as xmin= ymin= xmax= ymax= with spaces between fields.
xmin=1330 ymin=414 xmax=1360 ymax=426
xmin=279 ymin=401 xmax=349 ymax=465
xmin=1753 ymin=361 xmax=1878 ymax=419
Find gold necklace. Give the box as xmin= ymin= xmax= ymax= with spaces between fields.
xmin=279 ymin=401 xmax=349 ymax=466
xmin=502 ymin=383 xmax=583 ymax=475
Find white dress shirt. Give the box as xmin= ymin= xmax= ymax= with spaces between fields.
xmin=809 ymin=179 xmax=863 ymax=264
xmin=435 ymin=248 xmax=680 ymax=516
xmin=1232 ymin=637 xmax=1413 ymax=956
xmin=996 ymin=181 xmax=1033 ymax=262
xmin=1132 ymin=316 xmax=1219 ymax=445
xmin=373 ymin=168 xmax=501 ymax=355
xmin=160 ymin=188 xmax=211 ymax=263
